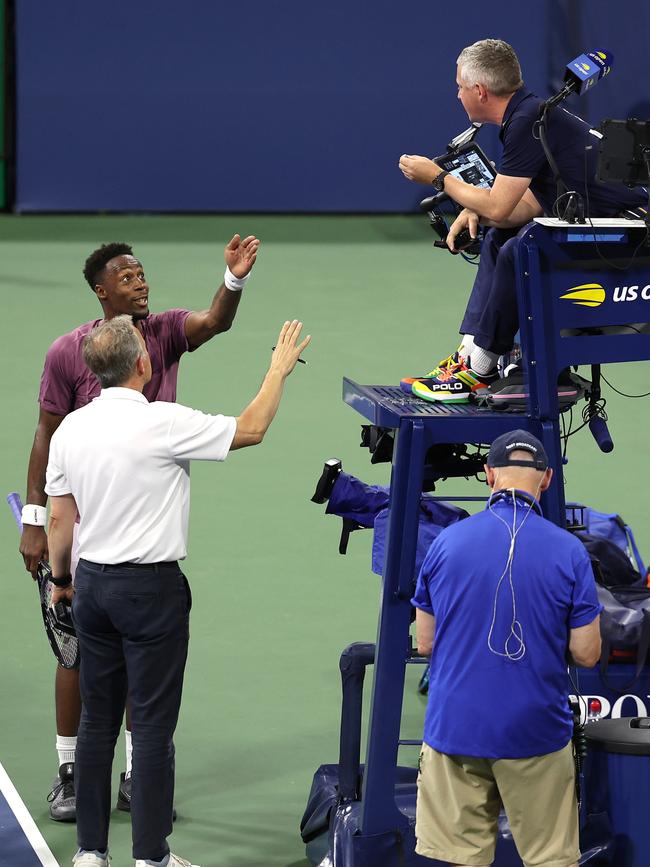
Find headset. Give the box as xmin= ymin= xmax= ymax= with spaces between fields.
xmin=486 ymin=475 xmax=545 ymax=662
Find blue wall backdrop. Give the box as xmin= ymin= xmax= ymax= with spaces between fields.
xmin=14 ymin=0 xmax=650 ymax=212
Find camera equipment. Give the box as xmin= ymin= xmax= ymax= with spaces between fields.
xmin=447 ymin=122 xmax=483 ymax=151
xmin=597 ymin=119 xmax=650 ymax=234
xmin=420 ymin=124 xmax=495 ymax=258
xmin=434 ymin=142 xmax=496 ymax=190
xmin=597 ymin=119 xmax=650 ymax=186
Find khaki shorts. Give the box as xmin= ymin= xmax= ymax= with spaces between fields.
xmin=415 ymin=741 xmax=580 ymax=867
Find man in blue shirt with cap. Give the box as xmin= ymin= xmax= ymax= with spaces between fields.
xmin=398 ymin=39 xmax=646 ymax=403
xmin=412 ymin=429 xmax=601 ymax=867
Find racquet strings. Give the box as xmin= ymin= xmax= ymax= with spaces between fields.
xmin=38 ymin=563 xmax=79 ymax=669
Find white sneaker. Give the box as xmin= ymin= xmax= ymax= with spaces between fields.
xmin=72 ymin=852 xmax=110 ymax=866
xmin=134 ymin=855 xmax=200 ymax=867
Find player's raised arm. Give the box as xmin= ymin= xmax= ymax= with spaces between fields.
xmin=184 ymin=233 xmax=261 ymax=350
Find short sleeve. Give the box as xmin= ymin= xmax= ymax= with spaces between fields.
xmin=154 ymin=309 xmax=191 ymax=360
xmin=411 ymin=538 xmax=443 ymax=615
xmin=569 ymin=545 xmax=604 ymax=628
xmin=39 ymin=339 xmax=74 ymax=416
xmin=44 ymin=431 xmax=72 ymax=497
xmin=499 ymin=115 xmax=547 ymax=179
xmin=166 ymin=404 xmax=236 ymax=461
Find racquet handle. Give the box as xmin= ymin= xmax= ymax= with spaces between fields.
xmin=7 ymin=492 xmax=24 ymax=532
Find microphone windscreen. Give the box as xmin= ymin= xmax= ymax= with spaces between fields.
xmin=564 ymin=50 xmax=614 ymax=95
xmin=587 ymin=50 xmax=614 ymax=76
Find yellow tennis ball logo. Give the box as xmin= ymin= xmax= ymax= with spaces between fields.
xmin=559 ymin=283 xmax=606 ymax=307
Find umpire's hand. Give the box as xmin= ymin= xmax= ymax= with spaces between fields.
xmin=270 ymin=320 xmax=311 ymax=377
xmin=51 ymin=583 xmax=74 ymax=605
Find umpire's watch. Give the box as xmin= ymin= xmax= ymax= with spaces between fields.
xmin=51 ymin=574 xmax=72 ymax=588
xmin=432 ymin=170 xmax=449 ymax=192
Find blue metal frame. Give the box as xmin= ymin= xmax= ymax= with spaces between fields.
xmin=342 ymin=220 xmax=650 ymax=843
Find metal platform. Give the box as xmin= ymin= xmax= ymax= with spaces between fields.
xmin=343 ymin=379 xmax=528 ymax=441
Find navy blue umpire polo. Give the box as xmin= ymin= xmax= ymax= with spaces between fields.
xmin=412 ymin=491 xmax=602 ymax=759
xmin=499 ymin=88 xmax=646 ymax=216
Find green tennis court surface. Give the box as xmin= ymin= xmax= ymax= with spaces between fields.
xmin=1 ymin=215 xmax=648 ymax=866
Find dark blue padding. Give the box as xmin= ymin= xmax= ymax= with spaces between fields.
xmin=13 ymin=1 xmax=552 ymax=212
xmin=338 ymin=643 xmax=376 ymax=802
xmin=302 ymin=763 xmax=612 ymax=866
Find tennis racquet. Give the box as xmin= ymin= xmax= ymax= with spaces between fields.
xmin=7 ymin=492 xmax=80 ymax=669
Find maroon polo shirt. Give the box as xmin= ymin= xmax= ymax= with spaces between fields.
xmin=39 ymin=309 xmax=192 ymax=415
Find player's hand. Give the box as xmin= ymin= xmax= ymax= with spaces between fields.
xmin=447 ymin=209 xmax=479 ymax=251
xmin=270 ymin=321 xmax=311 ymax=378
xmin=51 ymin=583 xmax=74 ymax=605
xmin=20 ymin=525 xmax=48 ymax=579
xmin=398 ymin=154 xmax=438 ymax=185
xmin=224 ymin=234 xmax=260 ymax=278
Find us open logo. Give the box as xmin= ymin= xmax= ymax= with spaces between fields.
xmin=560 ymin=282 xmax=650 ymax=307
xmin=560 ymin=283 xmax=606 ymax=307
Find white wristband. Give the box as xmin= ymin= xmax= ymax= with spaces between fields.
xmin=22 ymin=504 xmax=47 ymax=527
xmin=224 ymin=266 xmax=250 ymax=292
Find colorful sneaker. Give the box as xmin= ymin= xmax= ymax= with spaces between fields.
xmin=399 ymin=350 xmax=462 ymax=394
xmin=412 ymin=359 xmax=497 ymax=403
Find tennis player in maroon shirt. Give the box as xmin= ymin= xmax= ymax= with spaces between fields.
xmin=19 ymin=232 xmax=259 ymax=821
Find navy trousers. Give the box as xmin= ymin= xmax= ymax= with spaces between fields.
xmin=72 ymin=559 xmax=191 ymax=861
xmin=459 ymin=226 xmax=523 ymax=355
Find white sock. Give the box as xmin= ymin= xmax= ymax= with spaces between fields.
xmin=469 ymin=344 xmax=499 ymax=376
xmin=56 ymin=734 xmax=77 ymax=767
xmin=125 ymin=730 xmax=133 ymax=779
xmin=459 ymin=334 xmax=475 ymax=359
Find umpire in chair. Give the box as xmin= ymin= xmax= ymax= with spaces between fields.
xmin=45 ymin=315 xmax=310 ymax=867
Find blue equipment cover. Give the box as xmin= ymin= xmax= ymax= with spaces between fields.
xmin=371 ymin=498 xmax=468 ymax=578
xmin=326 ymin=471 xmax=469 ymax=578
xmin=326 ymin=471 xmax=389 ymax=527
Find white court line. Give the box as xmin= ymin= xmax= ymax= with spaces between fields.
xmin=0 ymin=761 xmax=60 ymax=867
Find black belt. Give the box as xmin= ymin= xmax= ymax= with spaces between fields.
xmin=80 ymin=559 xmax=179 ymax=573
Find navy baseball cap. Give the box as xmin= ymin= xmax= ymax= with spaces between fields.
xmin=486 ymin=430 xmax=549 ymax=471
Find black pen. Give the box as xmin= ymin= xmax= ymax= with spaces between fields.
xmin=271 ymin=347 xmax=307 ymax=364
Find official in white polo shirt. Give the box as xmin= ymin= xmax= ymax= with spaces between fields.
xmin=45 ymin=314 xmax=310 ymax=867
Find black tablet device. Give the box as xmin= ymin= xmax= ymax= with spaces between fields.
xmin=434 ymin=141 xmax=496 ymax=189
xmin=597 ymin=118 xmax=650 ymax=186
